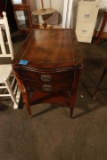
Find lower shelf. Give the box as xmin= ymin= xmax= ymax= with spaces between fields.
xmin=29 ymin=90 xmax=71 ymax=107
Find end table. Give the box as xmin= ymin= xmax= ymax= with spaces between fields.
xmin=12 ymin=29 xmax=83 ymax=118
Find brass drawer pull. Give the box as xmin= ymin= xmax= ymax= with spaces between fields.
xmin=41 ymin=74 xmax=51 ymax=82
xmin=42 ymin=84 xmax=52 ymax=92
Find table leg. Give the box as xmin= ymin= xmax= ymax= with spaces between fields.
xmin=13 ymin=71 xmax=32 ymax=116
xmin=22 ymin=91 xmax=32 ymax=116
xmin=70 ymin=69 xmax=81 ymax=118
xmin=42 ymin=15 xmax=48 ymax=28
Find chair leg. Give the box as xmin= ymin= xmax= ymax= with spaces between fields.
xmin=96 ymin=11 xmax=107 ymax=45
xmin=4 ymin=79 xmax=18 ymax=109
xmin=93 ymin=66 xmax=107 ymax=99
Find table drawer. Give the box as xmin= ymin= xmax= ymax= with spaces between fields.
xmin=19 ymin=69 xmax=74 ymax=82
xmin=23 ymin=79 xmax=72 ymax=92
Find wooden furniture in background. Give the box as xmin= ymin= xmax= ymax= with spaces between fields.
xmin=32 ymin=8 xmax=55 ymax=28
xmin=32 ymin=0 xmax=55 ymax=28
xmin=11 ymin=0 xmax=32 ymax=32
xmin=96 ymin=10 xmax=107 ymax=45
xmin=12 ymin=29 xmax=83 ymax=118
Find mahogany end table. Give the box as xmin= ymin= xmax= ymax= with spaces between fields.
xmin=12 ymin=29 xmax=83 ymax=118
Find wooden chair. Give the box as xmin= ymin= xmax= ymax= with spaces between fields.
xmin=96 ymin=9 xmax=107 ymax=45
xmin=0 ymin=12 xmax=20 ymax=109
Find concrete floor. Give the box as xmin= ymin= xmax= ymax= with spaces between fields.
xmin=0 ymin=32 xmax=107 ymax=160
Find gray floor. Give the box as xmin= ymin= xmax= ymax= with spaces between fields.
xmin=0 ymin=32 xmax=107 ymax=160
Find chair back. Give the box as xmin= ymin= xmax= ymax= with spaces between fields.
xmin=0 ymin=12 xmax=13 ymax=59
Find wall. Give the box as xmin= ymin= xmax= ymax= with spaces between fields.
xmin=12 ymin=0 xmax=22 ymax=4
xmin=70 ymin=0 xmax=79 ymax=28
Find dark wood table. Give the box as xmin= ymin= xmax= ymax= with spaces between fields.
xmin=12 ymin=29 xmax=83 ymax=118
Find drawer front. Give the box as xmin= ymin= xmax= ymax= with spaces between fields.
xmin=76 ymin=22 xmax=95 ymax=38
xmin=77 ymin=3 xmax=99 ymax=22
xmin=23 ymin=79 xmax=73 ymax=92
xmin=19 ymin=69 xmax=74 ymax=82
xmin=76 ymin=35 xmax=92 ymax=43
